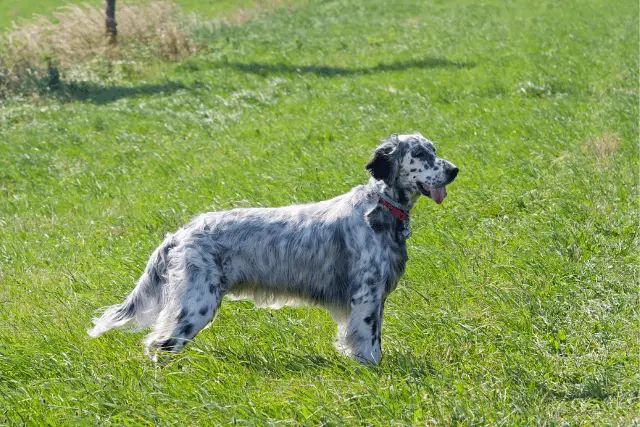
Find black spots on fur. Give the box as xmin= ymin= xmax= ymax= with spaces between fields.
xmin=149 ymin=240 xmax=174 ymax=286
xmin=161 ymin=240 xmax=175 ymax=263
xmin=366 ymin=278 xmax=376 ymax=287
xmin=116 ymin=301 xmax=136 ymax=320
xmin=199 ymin=306 xmax=209 ymax=316
xmin=159 ymin=338 xmax=177 ymax=352
xmin=180 ymin=323 xmax=194 ymax=337
xmin=412 ymin=145 xmax=435 ymax=168
xmin=205 ymin=270 xmax=215 ymax=286
xmin=366 ymin=137 xmax=400 ymax=185
xmin=370 ymin=316 xmax=378 ymax=339
xmin=369 ymin=217 xmax=385 ymax=232
xmin=366 ymin=208 xmax=390 ymax=233
xmin=409 ymin=159 xmax=415 ymax=165
xmin=366 ymin=152 xmax=394 ymax=183
xmin=309 ymin=287 xmax=325 ymax=302
xmin=209 ymin=282 xmax=216 ymax=294
xmin=370 ymin=308 xmax=381 ymax=346
xmin=397 ymin=190 xmax=409 ymax=206
xmin=426 ymin=156 xmax=435 ymax=168
xmin=409 ymin=168 xmax=417 ymax=172
xmin=328 ymin=226 xmax=349 ymax=302
xmin=178 ymin=308 xmax=189 ymax=322
xmin=151 ymin=269 xmax=162 ymax=287
xmin=364 ymin=314 xmax=374 ymax=325
xmin=369 ymin=265 xmax=382 ymax=281
xmin=222 ymin=256 xmax=232 ymax=268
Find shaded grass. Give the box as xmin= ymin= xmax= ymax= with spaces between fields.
xmin=0 ymin=0 xmax=638 ymax=424
xmin=0 ymin=0 xmax=305 ymax=98
xmin=50 ymin=79 xmax=189 ymax=104
xmin=206 ymin=57 xmax=475 ymax=77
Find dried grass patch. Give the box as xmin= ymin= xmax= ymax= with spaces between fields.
xmin=581 ymin=133 xmax=621 ymax=163
xmin=0 ymin=1 xmax=197 ymax=97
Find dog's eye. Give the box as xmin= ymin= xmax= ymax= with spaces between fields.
xmin=412 ymin=146 xmax=434 ymax=161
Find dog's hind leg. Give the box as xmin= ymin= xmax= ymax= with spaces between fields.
xmin=144 ymin=242 xmax=226 ymax=359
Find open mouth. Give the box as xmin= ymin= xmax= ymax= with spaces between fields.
xmin=417 ymin=182 xmax=447 ymax=204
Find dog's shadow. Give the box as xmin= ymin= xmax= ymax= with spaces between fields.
xmin=175 ymin=345 xmax=439 ymax=378
xmin=51 ymin=80 xmax=189 ymax=104
xmin=198 ymin=348 xmax=353 ymax=375
xmin=192 ymin=57 xmax=475 ymax=78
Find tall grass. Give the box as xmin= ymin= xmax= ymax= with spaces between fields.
xmin=0 ymin=1 xmax=196 ymax=97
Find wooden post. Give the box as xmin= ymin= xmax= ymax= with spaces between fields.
xmin=105 ymin=0 xmax=117 ymax=43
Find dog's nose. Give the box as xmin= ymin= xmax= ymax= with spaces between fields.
xmin=448 ymin=166 xmax=459 ymax=180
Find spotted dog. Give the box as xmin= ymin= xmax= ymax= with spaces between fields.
xmin=89 ymin=133 xmax=459 ymax=364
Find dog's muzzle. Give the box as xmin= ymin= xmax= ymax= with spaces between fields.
xmin=418 ymin=184 xmax=447 ymax=204
xmin=418 ymin=165 xmax=459 ymax=204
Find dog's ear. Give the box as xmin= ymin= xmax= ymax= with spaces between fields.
xmin=365 ymin=135 xmax=401 ymax=184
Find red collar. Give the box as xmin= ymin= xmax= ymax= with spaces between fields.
xmin=377 ymin=195 xmax=409 ymax=222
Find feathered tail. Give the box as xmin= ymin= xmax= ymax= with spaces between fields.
xmin=88 ymin=234 xmax=175 ymax=337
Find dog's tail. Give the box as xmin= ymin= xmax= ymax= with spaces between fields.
xmin=88 ymin=234 xmax=176 ymax=338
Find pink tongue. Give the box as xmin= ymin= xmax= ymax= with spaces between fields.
xmin=431 ymin=187 xmax=447 ymax=204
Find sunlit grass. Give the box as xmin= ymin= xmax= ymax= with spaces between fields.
xmin=0 ymin=0 xmax=637 ymax=424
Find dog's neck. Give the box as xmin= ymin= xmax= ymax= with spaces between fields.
xmin=369 ymin=178 xmax=420 ymax=213
xmin=366 ymin=178 xmax=416 ymax=240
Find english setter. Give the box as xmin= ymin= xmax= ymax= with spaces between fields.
xmin=89 ymin=133 xmax=459 ymax=364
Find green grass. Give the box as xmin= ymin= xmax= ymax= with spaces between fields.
xmin=0 ymin=0 xmax=286 ymax=28
xmin=1 ymin=0 xmax=638 ymax=424
xmin=0 ymin=0 xmax=76 ymax=27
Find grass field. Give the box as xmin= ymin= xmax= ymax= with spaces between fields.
xmin=0 ymin=0 xmax=266 ymax=27
xmin=1 ymin=0 xmax=638 ymax=424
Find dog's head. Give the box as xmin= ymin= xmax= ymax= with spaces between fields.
xmin=366 ymin=133 xmax=459 ymax=204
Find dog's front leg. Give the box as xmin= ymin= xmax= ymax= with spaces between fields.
xmin=339 ymin=283 xmax=384 ymax=365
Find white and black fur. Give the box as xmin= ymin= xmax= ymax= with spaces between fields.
xmin=89 ymin=133 xmax=459 ymax=364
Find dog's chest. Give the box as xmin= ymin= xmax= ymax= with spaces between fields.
xmin=363 ymin=206 xmax=409 ymax=293
xmin=384 ymin=236 xmax=407 ymax=294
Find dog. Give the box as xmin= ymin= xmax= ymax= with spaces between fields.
xmin=88 ymin=133 xmax=459 ymax=364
